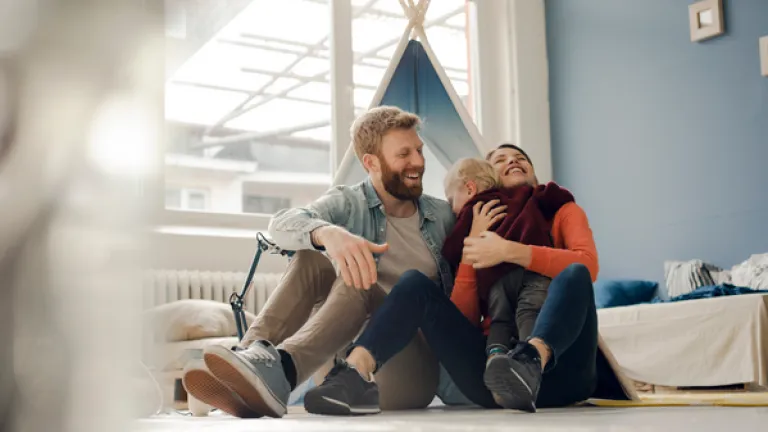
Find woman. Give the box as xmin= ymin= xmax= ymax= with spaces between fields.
xmin=303 ymin=144 xmax=616 ymax=414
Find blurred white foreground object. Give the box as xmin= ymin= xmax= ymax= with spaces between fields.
xmin=0 ymin=1 xmax=163 ymax=431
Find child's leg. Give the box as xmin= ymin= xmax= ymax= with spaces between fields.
xmin=516 ymin=273 xmax=551 ymax=340
xmin=486 ymin=268 xmax=524 ymax=353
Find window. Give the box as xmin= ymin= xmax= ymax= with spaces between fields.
xmin=163 ymin=0 xmax=472 ymax=218
xmin=164 ymin=0 xmax=332 ymax=216
xmin=243 ymin=195 xmax=292 ymax=215
xmin=165 ymin=187 xmax=211 ymax=211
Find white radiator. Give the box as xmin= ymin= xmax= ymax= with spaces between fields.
xmin=143 ymin=269 xmax=283 ymax=316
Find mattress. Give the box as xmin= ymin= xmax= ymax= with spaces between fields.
xmin=598 ymin=294 xmax=768 ymax=388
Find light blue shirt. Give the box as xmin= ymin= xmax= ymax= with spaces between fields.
xmin=268 ymin=178 xmax=456 ymax=294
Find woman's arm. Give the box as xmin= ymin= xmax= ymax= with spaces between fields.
xmin=450 ymin=263 xmax=481 ymax=327
xmin=449 ymin=201 xmax=506 ymax=328
xmin=463 ymin=202 xmax=599 ymax=282
xmin=527 ymin=202 xmax=599 ymax=281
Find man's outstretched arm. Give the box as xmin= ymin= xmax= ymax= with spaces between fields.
xmin=267 ymin=186 xmax=350 ymax=251
xmin=268 ymin=186 xmax=387 ymax=290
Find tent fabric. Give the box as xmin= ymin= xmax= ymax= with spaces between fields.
xmin=335 ymin=39 xmax=485 ymax=186
xmin=333 ymin=0 xmax=485 ymax=187
xmin=380 ymin=40 xmax=483 ymax=168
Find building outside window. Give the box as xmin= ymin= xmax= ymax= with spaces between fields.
xmin=163 ymin=0 xmax=472 ymax=219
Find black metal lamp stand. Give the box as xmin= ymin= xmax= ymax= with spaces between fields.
xmin=230 ymin=233 xmax=293 ymax=341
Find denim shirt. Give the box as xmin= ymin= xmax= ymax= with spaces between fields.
xmin=268 ymin=178 xmax=456 ymax=294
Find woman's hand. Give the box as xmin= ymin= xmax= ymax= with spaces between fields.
xmin=469 ymin=200 xmax=507 ymax=237
xmin=464 ymin=232 xmax=533 ymax=269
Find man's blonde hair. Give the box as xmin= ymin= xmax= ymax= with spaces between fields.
xmin=444 ymin=158 xmax=501 ymax=194
xmin=350 ymin=106 xmax=420 ymax=162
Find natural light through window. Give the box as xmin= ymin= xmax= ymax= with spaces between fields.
xmin=164 ymin=0 xmax=470 ymax=216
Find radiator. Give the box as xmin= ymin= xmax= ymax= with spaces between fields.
xmin=143 ymin=269 xmax=283 ymax=316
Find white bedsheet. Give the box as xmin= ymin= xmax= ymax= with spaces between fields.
xmin=598 ymin=294 xmax=768 ymax=388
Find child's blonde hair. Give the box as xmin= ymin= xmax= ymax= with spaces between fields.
xmin=444 ymin=158 xmax=501 ymax=195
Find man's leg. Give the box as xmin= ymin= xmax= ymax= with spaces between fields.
xmin=241 ymin=250 xmax=337 ymax=348
xmin=279 ymin=276 xmax=373 ymax=385
xmin=374 ymin=332 xmax=439 ymax=411
xmin=355 ymin=281 xmax=439 ymax=411
xmin=203 ymin=275 xmax=373 ymax=418
xmin=305 ymin=270 xmax=498 ymax=415
xmin=183 ymin=250 xmax=337 ymax=417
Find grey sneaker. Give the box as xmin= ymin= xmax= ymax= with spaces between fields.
xmin=203 ymin=341 xmax=290 ymax=418
xmin=182 ymin=360 xmax=260 ymax=418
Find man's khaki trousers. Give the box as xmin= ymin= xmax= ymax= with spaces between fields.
xmin=242 ymin=250 xmax=438 ymax=410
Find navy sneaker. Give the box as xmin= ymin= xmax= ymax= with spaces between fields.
xmin=304 ymin=360 xmax=380 ymax=416
xmin=203 ymin=341 xmax=290 ymax=418
xmin=483 ymin=341 xmax=542 ymax=412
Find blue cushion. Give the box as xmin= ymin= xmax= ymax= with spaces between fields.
xmin=594 ymin=279 xmax=658 ymax=309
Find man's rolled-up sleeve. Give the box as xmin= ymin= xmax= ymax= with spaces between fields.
xmin=267 ymin=186 xmax=350 ymax=251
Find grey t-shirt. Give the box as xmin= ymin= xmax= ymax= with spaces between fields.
xmin=376 ymin=210 xmax=439 ymax=293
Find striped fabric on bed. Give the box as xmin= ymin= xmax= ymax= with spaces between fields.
xmin=664 ymin=260 xmax=728 ymax=298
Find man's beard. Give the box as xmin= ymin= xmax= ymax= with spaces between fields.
xmin=380 ymin=159 xmax=423 ymax=201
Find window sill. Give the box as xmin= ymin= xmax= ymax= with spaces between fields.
xmin=155 ymin=209 xmax=272 ymax=232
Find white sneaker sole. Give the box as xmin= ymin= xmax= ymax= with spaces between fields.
xmin=203 ymin=345 xmax=287 ymax=418
xmin=303 ymin=390 xmax=380 ymax=416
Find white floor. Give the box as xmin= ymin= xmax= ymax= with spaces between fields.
xmin=136 ymin=406 xmax=768 ymax=432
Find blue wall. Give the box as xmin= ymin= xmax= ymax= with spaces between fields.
xmin=545 ymin=0 xmax=768 ymax=283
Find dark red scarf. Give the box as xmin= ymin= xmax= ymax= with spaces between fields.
xmin=442 ymin=182 xmax=575 ymax=299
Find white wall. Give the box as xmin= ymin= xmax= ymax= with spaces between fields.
xmin=150 ymin=229 xmax=289 ymax=274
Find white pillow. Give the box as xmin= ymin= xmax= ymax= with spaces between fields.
xmin=730 ymin=253 xmax=768 ymax=289
xmin=144 ymin=299 xmax=256 ymax=342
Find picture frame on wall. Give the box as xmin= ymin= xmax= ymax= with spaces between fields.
xmin=689 ymin=0 xmax=724 ymax=42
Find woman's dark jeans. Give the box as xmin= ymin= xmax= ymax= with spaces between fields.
xmin=353 ymin=264 xmax=598 ymax=408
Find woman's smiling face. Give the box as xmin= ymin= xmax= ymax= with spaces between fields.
xmin=488 ymin=147 xmax=537 ymax=188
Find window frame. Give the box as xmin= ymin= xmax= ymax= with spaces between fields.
xmin=156 ymin=0 xmax=548 ymax=233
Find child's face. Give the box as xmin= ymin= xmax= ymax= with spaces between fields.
xmin=446 ymin=181 xmax=478 ymax=215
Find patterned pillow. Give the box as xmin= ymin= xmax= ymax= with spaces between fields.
xmin=663 ymin=260 xmax=730 ymax=298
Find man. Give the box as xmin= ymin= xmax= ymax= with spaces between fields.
xmin=182 ymin=106 xmax=462 ymax=418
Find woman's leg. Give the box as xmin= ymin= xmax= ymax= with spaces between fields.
xmin=482 ymin=263 xmax=599 ymax=411
xmin=351 ymin=270 xmax=498 ymax=408
xmin=529 ymin=263 xmax=598 ymax=407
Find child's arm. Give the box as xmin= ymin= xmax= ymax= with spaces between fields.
xmin=450 ymin=263 xmax=482 ymax=327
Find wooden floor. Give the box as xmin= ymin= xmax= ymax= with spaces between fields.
xmin=135 ymin=405 xmax=768 ymax=432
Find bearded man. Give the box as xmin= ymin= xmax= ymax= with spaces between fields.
xmin=182 ymin=106 xmax=464 ymax=418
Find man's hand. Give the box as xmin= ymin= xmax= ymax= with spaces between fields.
xmin=469 ymin=200 xmax=507 ymax=238
xmin=312 ymin=226 xmax=388 ymax=289
xmin=463 ymin=231 xmax=532 ymax=269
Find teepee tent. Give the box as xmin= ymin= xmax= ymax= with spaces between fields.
xmin=333 ymin=0 xmax=487 ymax=189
